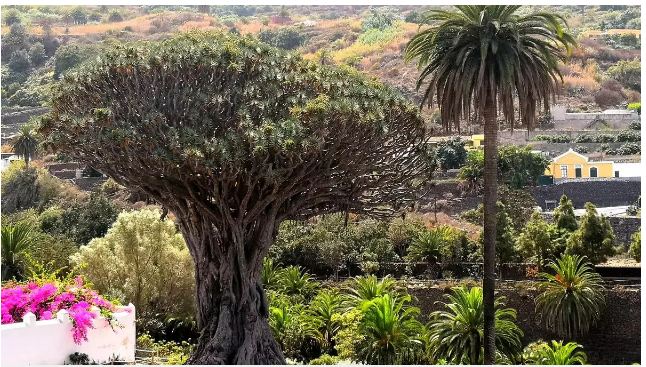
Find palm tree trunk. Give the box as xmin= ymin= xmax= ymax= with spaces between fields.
xmin=482 ymin=100 xmax=498 ymax=364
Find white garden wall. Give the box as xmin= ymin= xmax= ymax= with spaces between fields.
xmin=1 ymin=305 xmax=136 ymax=366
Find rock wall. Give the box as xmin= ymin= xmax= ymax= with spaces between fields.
xmin=408 ymin=281 xmax=640 ymax=365
xmin=531 ymin=179 xmax=641 ymax=209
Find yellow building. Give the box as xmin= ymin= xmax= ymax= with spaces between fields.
xmin=545 ymin=149 xmax=615 ymax=179
xmin=464 ymin=134 xmax=484 ymax=150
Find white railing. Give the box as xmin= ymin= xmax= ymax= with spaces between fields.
xmin=1 ymin=304 xmax=136 ymax=366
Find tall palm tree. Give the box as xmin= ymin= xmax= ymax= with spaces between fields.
xmin=11 ymin=124 xmax=39 ymax=167
xmin=405 ymin=6 xmax=575 ymax=362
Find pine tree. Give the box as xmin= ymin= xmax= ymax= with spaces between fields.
xmin=553 ymin=194 xmax=578 ymax=232
xmin=566 ymin=203 xmax=615 ymax=264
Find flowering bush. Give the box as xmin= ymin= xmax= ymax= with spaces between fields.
xmin=1 ymin=276 xmax=124 ymax=343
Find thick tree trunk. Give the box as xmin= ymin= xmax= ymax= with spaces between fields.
xmin=178 ymin=213 xmax=285 ymax=365
xmin=482 ymin=101 xmax=498 ymax=364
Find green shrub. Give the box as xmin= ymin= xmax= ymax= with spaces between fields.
xmin=426 ymin=286 xmax=523 ymax=364
xmin=308 ymin=354 xmax=340 ymax=365
xmin=522 ymin=340 xmax=587 ymax=365
xmin=516 ymin=211 xmax=563 ymax=268
xmin=71 ymin=209 xmax=195 ymax=321
xmin=357 ymin=294 xmax=425 ymax=364
xmin=627 ymin=103 xmax=641 ymax=115
xmin=616 ymin=142 xmax=641 ymax=155
xmin=616 ymin=130 xmax=641 ymax=143
xmin=136 ymin=333 xmax=194 ymax=365
xmin=565 ymin=202 xmax=615 ymax=264
xmin=629 ymin=230 xmax=640 ymax=262
xmin=536 ymin=254 xmax=605 ymax=339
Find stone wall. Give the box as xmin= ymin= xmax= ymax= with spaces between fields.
xmin=408 ymin=281 xmax=640 ymax=365
xmin=606 ymin=216 xmax=641 ymax=246
xmin=531 ymin=179 xmax=641 ymax=209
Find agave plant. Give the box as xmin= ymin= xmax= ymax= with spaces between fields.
xmin=426 ymin=286 xmax=523 ymax=364
xmin=305 ymin=289 xmax=343 ymax=353
xmin=1 ymin=222 xmax=38 ymax=280
xmin=278 ymin=266 xmax=319 ymax=300
xmin=535 ymin=254 xmax=605 ymax=339
xmin=358 ymin=293 xmax=425 ymax=364
xmin=344 ymin=274 xmax=398 ymax=306
xmin=523 ymin=340 xmax=587 ymax=365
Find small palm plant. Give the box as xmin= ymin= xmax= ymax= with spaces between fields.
xmin=358 ymin=293 xmax=425 ymax=364
xmin=344 ymin=274 xmax=398 ymax=306
xmin=426 ymin=286 xmax=523 ymax=364
xmin=306 ymin=289 xmax=343 ymax=353
xmin=523 ymin=340 xmax=587 ymax=365
xmin=1 ymin=222 xmax=38 ymax=280
xmin=261 ymin=258 xmax=282 ymax=291
xmin=535 ymin=254 xmax=605 ymax=339
xmin=11 ymin=124 xmax=39 ymax=167
xmin=278 ymin=266 xmax=319 ymax=300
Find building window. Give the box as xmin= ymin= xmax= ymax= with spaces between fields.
xmin=560 ymin=165 xmax=568 ymax=177
xmin=590 ymin=167 xmax=598 ymax=177
xmin=575 ymin=164 xmax=582 ymax=178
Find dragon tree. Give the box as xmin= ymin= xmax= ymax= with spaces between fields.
xmin=39 ymin=32 xmax=429 ymax=364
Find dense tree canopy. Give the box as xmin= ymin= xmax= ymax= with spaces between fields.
xmin=40 ymin=32 xmax=429 ymax=364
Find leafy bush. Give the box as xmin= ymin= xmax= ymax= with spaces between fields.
xmin=627 ymin=103 xmax=641 ymax=116
xmin=71 ymin=209 xmax=195 ymax=322
xmin=432 ymin=137 xmax=468 ymax=170
xmin=522 ymin=340 xmax=587 ymax=365
xmin=553 ymin=195 xmax=578 ymax=232
xmin=516 ymin=211 xmax=564 ymax=268
xmin=361 ymin=9 xmax=395 ymax=31
xmin=258 ymin=27 xmax=307 ymax=50
xmin=616 ymin=142 xmax=641 ymax=155
xmin=536 ymin=254 xmax=605 ymax=339
xmin=59 ymin=193 xmax=119 ymax=245
xmin=406 ymin=225 xmax=473 ymax=264
xmin=533 ymin=134 xmax=571 ymax=143
xmin=459 ymin=146 xmax=549 ymax=190
xmin=426 ymin=286 xmax=523 ymax=364
xmin=616 ymin=130 xmax=640 ymax=142
xmin=356 ymin=294 xmax=425 ymax=364
xmin=607 ymin=59 xmax=640 ymax=91
xmin=136 ymin=333 xmax=194 ymax=364
xmin=628 ymin=230 xmax=640 ymax=262
xmin=565 ymin=202 xmax=615 ymax=264
xmin=278 ymin=266 xmax=320 ymax=301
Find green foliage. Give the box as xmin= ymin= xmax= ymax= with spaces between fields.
xmin=406 ymin=225 xmax=472 ymax=263
xmin=1 ymin=166 xmax=40 ymax=214
xmin=11 ymin=124 xmax=39 ymax=166
xmin=357 ymin=294 xmax=425 ymax=364
xmin=628 ymin=230 xmax=640 ymax=262
xmin=533 ymin=134 xmax=571 ymax=143
xmin=565 ymin=202 xmax=615 ymax=264
xmin=362 ymin=9 xmax=395 ymax=31
xmin=1 ymin=23 xmax=28 ymax=63
xmin=53 ymin=43 xmax=97 ymax=79
xmin=3 ymin=8 xmax=22 ymax=26
xmin=386 ymin=217 xmax=426 ymax=256
xmin=278 ymin=266 xmax=320 ymax=301
xmin=536 ymin=254 xmax=605 ymax=339
xmin=8 ymin=49 xmax=30 ymax=73
xmin=475 ymin=202 xmax=517 ymax=263
xmin=59 ymin=193 xmax=119 ymax=245
xmin=1 ymin=221 xmax=39 ymax=280
xmin=459 ymin=146 xmax=550 ymax=190
xmin=269 ymin=298 xmax=317 ymax=361
xmin=28 ymin=42 xmax=47 ymax=66
xmin=432 ymin=137 xmax=468 ymax=170
xmin=332 ymin=308 xmax=364 ymax=361
xmin=308 ymin=354 xmax=340 ymax=365
xmin=616 ymin=129 xmax=641 ymax=143
xmin=516 ymin=211 xmax=564 ymax=268
xmin=426 ymin=286 xmax=523 ymax=364
xmin=71 ymin=209 xmax=195 ymax=320
xmin=258 ymin=27 xmax=308 ymax=50
xmin=108 ymin=10 xmax=123 ymax=22
xmin=627 ymin=103 xmax=641 ymax=115
xmin=136 ymin=333 xmax=194 ymax=365
xmin=306 ymin=289 xmax=343 ymax=354
xmin=554 ymin=195 xmax=578 ymax=232
xmin=522 ymin=340 xmax=587 ymax=365
xmin=405 ymin=5 xmax=574 ymax=130
xmin=344 ymin=274 xmax=398 ymax=306
xmin=607 ymin=59 xmax=640 ymax=91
